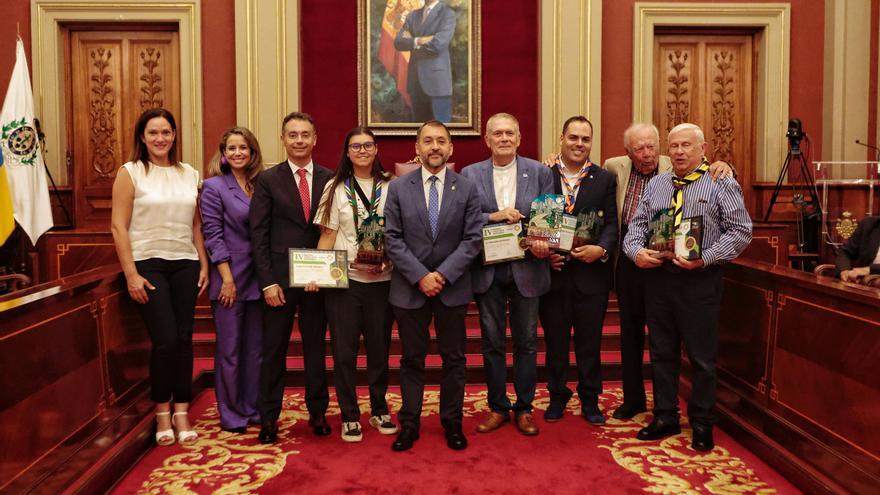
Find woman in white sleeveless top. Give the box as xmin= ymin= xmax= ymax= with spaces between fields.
xmin=110 ymin=108 xmax=209 ymax=446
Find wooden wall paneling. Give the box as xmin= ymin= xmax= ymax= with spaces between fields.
xmin=41 ymin=231 xmax=117 ymax=282
xmin=741 ymin=223 xmax=793 ymax=266
xmin=0 ymin=266 xmax=153 ymax=494
xmin=0 ymin=299 xmax=104 ymax=490
xmin=717 ymin=274 xmax=774 ymax=404
xmin=99 ymin=290 xmax=149 ymax=405
xmin=770 ymin=283 xmax=880 ymax=465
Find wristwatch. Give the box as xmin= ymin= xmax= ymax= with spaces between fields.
xmin=600 ymin=247 xmax=609 ymax=263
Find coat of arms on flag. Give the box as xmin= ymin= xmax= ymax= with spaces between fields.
xmin=1 ymin=117 xmax=39 ymax=166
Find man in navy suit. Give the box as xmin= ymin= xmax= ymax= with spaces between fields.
xmin=249 ymin=112 xmax=334 ymax=443
xmin=539 ymin=116 xmax=619 ymax=426
xmin=393 ymin=1 xmax=457 ymax=122
xmin=460 ymin=113 xmax=554 ymax=436
xmin=384 ymin=120 xmax=483 ymax=451
xmin=836 ymin=216 xmax=880 ymax=282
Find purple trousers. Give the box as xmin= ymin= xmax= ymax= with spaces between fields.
xmin=212 ymin=299 xmax=262 ymax=429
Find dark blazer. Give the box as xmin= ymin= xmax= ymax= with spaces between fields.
xmin=393 ymin=2 xmax=456 ymax=97
xmin=549 ymin=163 xmax=619 ymax=294
xmin=200 ymin=173 xmax=259 ymax=300
xmin=384 ymin=167 xmax=483 ymax=309
xmin=460 ymin=156 xmax=554 ymax=297
xmin=835 ymin=216 xmax=880 ymax=275
xmin=249 ymin=161 xmax=334 ymax=289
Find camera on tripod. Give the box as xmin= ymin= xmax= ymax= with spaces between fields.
xmin=786 ymin=118 xmax=803 ymax=153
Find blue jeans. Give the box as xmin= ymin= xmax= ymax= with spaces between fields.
xmin=474 ymin=264 xmax=539 ymax=413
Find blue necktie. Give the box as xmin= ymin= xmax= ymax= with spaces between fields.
xmin=428 ymin=176 xmax=439 ymax=239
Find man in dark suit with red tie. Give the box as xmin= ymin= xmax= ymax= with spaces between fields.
xmin=250 ymin=112 xmax=334 ymax=443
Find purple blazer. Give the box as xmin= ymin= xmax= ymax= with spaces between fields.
xmin=200 ymin=173 xmax=260 ymax=300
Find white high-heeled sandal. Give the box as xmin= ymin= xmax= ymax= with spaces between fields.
xmin=155 ymin=411 xmax=175 ymax=446
xmin=172 ymin=411 xmax=199 ymax=445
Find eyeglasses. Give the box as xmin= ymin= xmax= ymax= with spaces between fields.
xmin=348 ymin=142 xmax=376 ymax=152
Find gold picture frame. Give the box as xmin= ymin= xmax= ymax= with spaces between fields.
xmin=357 ymin=0 xmax=481 ymax=136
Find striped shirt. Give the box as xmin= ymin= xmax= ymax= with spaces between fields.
xmin=622 ymin=171 xmax=752 ymax=266
xmin=621 ymin=166 xmax=657 ymax=224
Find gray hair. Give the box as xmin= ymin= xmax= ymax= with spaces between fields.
xmin=668 ymin=123 xmax=705 ymax=144
xmin=486 ymin=112 xmax=520 ymax=135
xmin=623 ymin=122 xmax=660 ymax=151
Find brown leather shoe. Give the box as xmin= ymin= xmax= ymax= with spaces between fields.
xmin=475 ymin=411 xmax=509 ymax=433
xmin=515 ymin=412 xmax=539 ymax=436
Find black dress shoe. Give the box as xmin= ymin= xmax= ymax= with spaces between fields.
xmin=223 ymin=426 xmax=248 ymax=434
xmin=612 ymin=403 xmax=648 ymax=420
xmin=691 ymin=424 xmax=714 ymax=452
xmin=258 ymin=420 xmax=278 ymax=444
xmin=636 ymin=417 xmax=681 ymax=441
xmin=391 ymin=427 xmax=419 ymax=452
xmin=445 ymin=424 xmax=468 ymax=450
xmin=308 ymin=414 xmax=331 ymax=436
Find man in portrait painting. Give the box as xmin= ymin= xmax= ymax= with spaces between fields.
xmin=393 ymin=1 xmax=457 ymax=122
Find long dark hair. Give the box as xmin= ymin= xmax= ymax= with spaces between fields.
xmin=129 ymin=107 xmax=179 ymax=172
xmin=207 ymin=126 xmax=265 ymax=194
xmin=319 ymin=127 xmax=391 ymax=227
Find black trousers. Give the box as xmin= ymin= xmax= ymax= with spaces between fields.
xmin=615 ymin=229 xmax=649 ymax=407
xmin=134 ymin=258 xmax=200 ymax=404
xmin=539 ymin=272 xmax=609 ymax=409
xmin=258 ymin=287 xmax=328 ymax=422
xmin=393 ymin=298 xmax=467 ymax=431
xmin=645 ymin=266 xmax=723 ymax=427
xmin=325 ymin=280 xmax=393 ymax=422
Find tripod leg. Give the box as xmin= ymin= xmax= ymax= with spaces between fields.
xmin=764 ymin=153 xmax=792 ymax=222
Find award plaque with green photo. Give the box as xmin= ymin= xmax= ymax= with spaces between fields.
xmin=526 ymin=194 xmax=565 ymax=248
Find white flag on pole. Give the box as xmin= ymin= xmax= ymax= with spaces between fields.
xmin=0 ymin=37 xmax=53 ymax=244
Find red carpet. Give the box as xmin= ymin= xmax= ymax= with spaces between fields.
xmin=112 ymin=384 xmax=800 ymax=494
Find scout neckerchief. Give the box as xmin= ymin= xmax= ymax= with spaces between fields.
xmin=344 ymin=176 xmax=381 ymax=231
xmin=670 ymin=157 xmax=710 ymax=227
xmin=554 ymin=155 xmax=591 ymax=214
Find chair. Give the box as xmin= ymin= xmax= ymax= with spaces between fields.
xmin=0 ymin=273 xmax=32 ymax=292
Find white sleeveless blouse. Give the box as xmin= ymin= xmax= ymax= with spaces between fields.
xmin=123 ymin=161 xmax=200 ymax=261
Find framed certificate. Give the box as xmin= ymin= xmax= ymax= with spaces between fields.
xmin=289 ymin=249 xmax=350 ymax=288
xmin=482 ymin=223 xmax=526 ymax=265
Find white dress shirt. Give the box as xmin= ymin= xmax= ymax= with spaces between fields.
xmin=492 ymin=158 xmax=517 ymax=210
xmin=421 ymin=166 xmax=447 ymax=211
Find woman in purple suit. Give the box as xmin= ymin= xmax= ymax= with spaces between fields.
xmin=200 ymin=127 xmax=265 ymax=433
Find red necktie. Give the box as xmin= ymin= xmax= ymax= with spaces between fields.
xmin=297 ymin=168 xmax=310 ymax=220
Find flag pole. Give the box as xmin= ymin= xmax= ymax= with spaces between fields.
xmin=34 ymin=119 xmax=73 ymax=228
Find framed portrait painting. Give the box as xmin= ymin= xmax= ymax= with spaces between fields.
xmin=358 ymin=0 xmax=481 ymax=135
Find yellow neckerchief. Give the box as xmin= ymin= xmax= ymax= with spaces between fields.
xmin=670 ymin=157 xmax=709 ymax=227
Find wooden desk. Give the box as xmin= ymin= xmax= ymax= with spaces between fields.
xmin=682 ymin=259 xmax=879 ymax=493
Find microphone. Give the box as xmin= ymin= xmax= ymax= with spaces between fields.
xmin=854 ymin=139 xmax=880 ymax=161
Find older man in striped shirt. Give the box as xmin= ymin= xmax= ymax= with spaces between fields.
xmin=622 ymin=122 xmax=751 ymax=452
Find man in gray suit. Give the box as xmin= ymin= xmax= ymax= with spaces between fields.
xmin=384 ymin=120 xmax=483 ymax=451
xmin=393 ymin=1 xmax=457 ymax=122
xmin=461 ymin=113 xmax=554 ymax=436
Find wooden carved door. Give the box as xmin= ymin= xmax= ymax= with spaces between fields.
xmin=653 ymin=31 xmax=756 ymax=211
xmin=67 ymin=27 xmax=180 ymax=228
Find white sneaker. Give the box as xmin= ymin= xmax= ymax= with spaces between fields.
xmin=369 ymin=415 xmax=399 ymax=435
xmin=341 ymin=421 xmax=363 ymax=443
